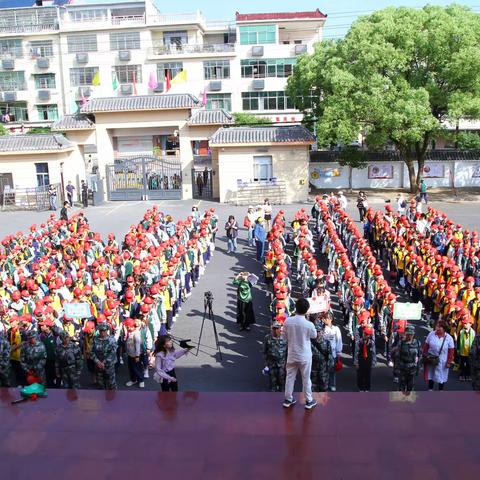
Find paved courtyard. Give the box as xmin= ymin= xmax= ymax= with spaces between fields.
xmin=0 ymin=193 xmax=478 ymax=392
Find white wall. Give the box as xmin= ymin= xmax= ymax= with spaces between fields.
xmin=309 ymin=160 xmax=480 ymax=189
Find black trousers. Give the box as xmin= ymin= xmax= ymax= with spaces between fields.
xmin=45 ymin=359 xmax=57 ymax=388
xmin=428 ymin=380 xmax=445 ymax=390
xmin=357 ymin=363 xmax=372 ymax=391
xmin=11 ymin=360 xmax=25 ymax=386
xmin=358 ymin=207 xmax=367 ymax=222
xmin=459 ymin=356 xmax=471 ymax=377
xmin=127 ymin=356 xmax=144 ymax=383
xmin=399 ymin=370 xmax=415 ymax=392
xmin=161 ymin=369 xmax=178 ymax=392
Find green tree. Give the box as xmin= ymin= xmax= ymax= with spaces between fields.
xmin=27 ymin=127 xmax=51 ymax=135
xmin=232 ymin=112 xmax=272 ymax=125
xmin=287 ymin=5 xmax=480 ymax=192
xmin=0 ymin=124 xmax=7 ymax=136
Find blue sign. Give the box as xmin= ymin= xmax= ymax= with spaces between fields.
xmin=64 ymin=302 xmax=91 ymax=319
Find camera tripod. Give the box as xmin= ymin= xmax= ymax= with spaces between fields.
xmin=197 ymin=294 xmax=222 ymax=360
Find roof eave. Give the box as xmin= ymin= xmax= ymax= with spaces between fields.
xmin=51 ymin=127 xmax=95 ymax=132
xmin=0 ymin=148 xmax=74 ymax=156
xmin=85 ymin=106 xmax=195 ymax=114
xmin=210 ymin=141 xmax=314 ymax=147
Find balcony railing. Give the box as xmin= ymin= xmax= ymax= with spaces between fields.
xmin=0 ymin=83 xmax=27 ymax=92
xmin=0 ymin=23 xmax=58 ymax=33
xmin=148 ymin=13 xmax=205 ymax=25
xmin=150 ymin=43 xmax=235 ymax=56
xmin=111 ymin=15 xmax=146 ymax=26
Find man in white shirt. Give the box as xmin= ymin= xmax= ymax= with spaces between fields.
xmin=283 ymin=298 xmax=318 ymax=410
xmin=338 ymin=191 xmax=348 ymax=210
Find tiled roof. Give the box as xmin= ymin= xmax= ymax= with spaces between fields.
xmin=51 ymin=114 xmax=95 ymax=131
xmin=235 ymin=9 xmax=327 ymax=22
xmin=81 ymin=94 xmax=200 ymax=113
xmin=0 ymin=134 xmax=73 ymax=153
xmin=188 ymin=109 xmax=234 ymax=126
xmin=209 ymin=125 xmax=315 ymax=145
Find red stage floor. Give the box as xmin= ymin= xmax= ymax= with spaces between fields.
xmin=1 ymin=388 xmax=479 ymax=480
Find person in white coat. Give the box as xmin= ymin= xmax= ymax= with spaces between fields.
xmin=322 ymin=313 xmax=343 ymax=391
xmin=423 ymin=321 xmax=454 ymax=391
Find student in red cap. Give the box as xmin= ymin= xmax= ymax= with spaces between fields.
xmin=354 ymin=325 xmax=377 ymax=392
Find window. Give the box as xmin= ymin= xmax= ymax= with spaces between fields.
xmin=113 ymin=65 xmax=142 ymax=84
xmin=239 ymin=25 xmax=276 ymax=45
xmin=0 ymin=102 xmax=28 ymax=122
xmin=67 ymin=34 xmax=97 ymax=53
xmin=203 ymin=60 xmax=230 ymax=80
xmin=206 ymin=93 xmax=231 ymax=111
xmin=0 ymin=71 xmax=25 ymax=91
xmin=29 ymin=40 xmax=53 ymax=58
xmin=157 ymin=62 xmax=183 ymax=81
xmin=241 ymin=58 xmax=296 ymax=78
xmin=0 ymin=38 xmax=23 ymax=58
xmin=36 ymin=104 xmax=58 ymax=121
xmin=253 ymin=156 xmax=273 ymax=181
xmin=69 ymin=9 xmax=107 ymax=22
xmin=34 ymin=74 xmax=56 ymax=89
xmin=242 ymin=91 xmax=294 ymax=111
xmin=163 ymin=31 xmax=188 ymax=46
xmin=110 ymin=32 xmax=141 ymax=50
xmin=35 ymin=163 xmax=50 ymax=188
xmin=70 ymin=67 xmax=99 ymax=86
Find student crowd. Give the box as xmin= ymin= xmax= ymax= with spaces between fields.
xmin=261 ymin=193 xmax=480 ymax=393
xmin=0 ymin=206 xmax=218 ymax=390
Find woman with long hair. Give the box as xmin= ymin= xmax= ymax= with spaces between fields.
xmin=153 ymin=335 xmax=190 ymax=392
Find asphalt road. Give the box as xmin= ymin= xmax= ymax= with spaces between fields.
xmin=0 ymin=195 xmax=478 ymax=392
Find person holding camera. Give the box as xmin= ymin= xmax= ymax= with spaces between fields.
xmin=225 ymin=215 xmax=239 ymax=254
xmin=234 ymin=272 xmax=256 ymax=331
xmin=153 ymin=335 xmax=191 ymax=392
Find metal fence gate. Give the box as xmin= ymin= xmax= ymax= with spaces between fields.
xmin=192 ymin=168 xmax=213 ymax=199
xmin=106 ymin=155 xmax=182 ymax=201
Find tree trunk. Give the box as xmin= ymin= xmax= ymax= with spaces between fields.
xmin=405 ymin=157 xmax=417 ymax=193
xmin=415 ymin=155 xmax=426 ymax=189
xmin=348 ymin=165 xmax=353 ymax=193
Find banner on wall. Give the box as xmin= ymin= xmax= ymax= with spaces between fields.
xmin=422 ymin=164 xmax=445 ymax=178
xmin=309 ymin=166 xmax=342 ymax=188
xmin=368 ymin=164 xmax=393 ymax=179
xmin=473 ymin=164 xmax=480 ymax=178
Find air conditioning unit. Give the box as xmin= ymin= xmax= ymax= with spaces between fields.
xmin=252 ymin=79 xmax=264 ymax=90
xmin=2 ymin=59 xmax=15 ymax=70
xmin=294 ymin=44 xmax=307 ymax=55
xmin=209 ymin=80 xmax=222 ymax=92
xmin=120 ymin=84 xmax=133 ymax=95
xmin=4 ymin=92 xmax=17 ymax=102
xmin=36 ymin=58 xmax=50 ymax=69
xmin=118 ymin=50 xmax=131 ymax=61
xmin=251 ymin=46 xmax=264 ymax=57
xmin=38 ymin=90 xmax=51 ymax=101
xmin=76 ymin=53 xmax=88 ymax=64
xmin=78 ymin=87 xmax=92 ymax=98
xmin=153 ymin=82 xmax=164 ymax=93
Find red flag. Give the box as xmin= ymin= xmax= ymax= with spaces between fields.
xmin=132 ymin=71 xmax=137 ymax=95
xmin=165 ymin=70 xmax=171 ymax=92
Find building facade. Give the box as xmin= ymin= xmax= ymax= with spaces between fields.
xmin=0 ymin=0 xmax=326 ymax=128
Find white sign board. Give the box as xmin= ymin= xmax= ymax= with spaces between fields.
xmin=393 ymin=302 xmax=423 ymax=320
xmin=307 ymin=295 xmax=330 ymax=314
xmin=64 ymin=302 xmax=91 ymax=319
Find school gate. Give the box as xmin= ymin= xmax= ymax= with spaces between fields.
xmin=106 ymin=155 xmax=182 ymax=201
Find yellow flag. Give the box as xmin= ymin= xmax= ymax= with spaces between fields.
xmin=171 ymin=69 xmax=187 ymax=85
xmin=92 ymin=70 xmax=100 ymax=86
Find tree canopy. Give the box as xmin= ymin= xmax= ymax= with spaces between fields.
xmin=287 ymin=5 xmax=480 ymax=191
xmin=232 ymin=112 xmax=272 ymax=125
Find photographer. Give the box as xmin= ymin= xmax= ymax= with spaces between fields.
xmin=153 ymin=335 xmax=191 ymax=392
xmin=234 ymin=272 xmax=256 ymax=331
